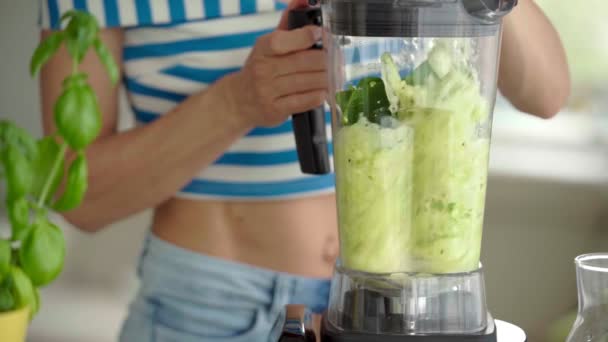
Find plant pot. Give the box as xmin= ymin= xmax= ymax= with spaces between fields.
xmin=0 ymin=307 xmax=29 ymax=342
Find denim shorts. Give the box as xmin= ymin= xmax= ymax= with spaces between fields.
xmin=119 ymin=232 xmax=331 ymax=342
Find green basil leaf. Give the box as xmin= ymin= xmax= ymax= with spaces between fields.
xmin=64 ymin=11 xmax=99 ymax=63
xmin=0 ymin=286 xmax=15 ymax=312
xmin=340 ymin=77 xmax=391 ymax=125
xmin=0 ymin=120 xmax=38 ymax=162
xmin=19 ymin=220 xmax=66 ymax=287
xmin=54 ymin=80 xmax=102 ymax=149
xmin=0 ymin=240 xmax=11 ymax=284
xmin=32 ymin=286 xmax=40 ymax=317
xmin=60 ymin=10 xmax=78 ymax=23
xmin=336 ymin=88 xmax=353 ymax=114
xmin=6 ymin=197 xmax=30 ymax=242
xmin=53 ymin=153 xmax=87 ymax=212
xmin=358 ymin=77 xmax=390 ymax=115
xmin=14 ymin=225 xmax=34 ymax=246
xmin=30 ymin=32 xmax=65 ymax=77
xmin=1 ymin=144 xmax=34 ymax=199
xmin=368 ymin=107 xmax=393 ymax=125
xmin=65 ymin=39 xmax=81 ymax=64
xmin=93 ymin=38 xmax=119 ymax=85
xmin=31 ymin=137 xmax=65 ymax=203
xmin=342 ymin=88 xmax=363 ymax=125
xmin=8 ymin=265 xmax=36 ymax=319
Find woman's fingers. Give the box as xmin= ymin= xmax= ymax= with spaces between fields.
xmin=273 ymin=49 xmax=327 ymax=76
xmin=259 ymin=26 xmax=321 ymax=56
xmin=273 ymin=89 xmax=327 ymax=115
xmin=273 ymin=71 xmax=327 ymax=97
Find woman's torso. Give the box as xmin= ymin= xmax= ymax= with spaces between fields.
xmin=121 ymin=1 xmax=338 ymax=277
xmin=152 ymin=196 xmax=338 ymax=278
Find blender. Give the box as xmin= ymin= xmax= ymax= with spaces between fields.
xmin=283 ymin=0 xmax=526 ymax=340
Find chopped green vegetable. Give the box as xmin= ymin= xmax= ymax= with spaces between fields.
xmin=335 ymin=39 xmax=492 ymax=274
xmin=335 ymin=116 xmax=413 ymax=273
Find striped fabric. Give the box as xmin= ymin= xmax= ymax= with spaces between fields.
xmin=38 ymin=0 xmax=396 ymax=200
xmin=39 ymin=0 xmax=288 ymax=29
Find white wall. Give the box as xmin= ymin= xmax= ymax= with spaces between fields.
xmin=0 ymin=2 xmax=606 ymax=342
xmin=0 ymin=2 xmax=151 ymax=341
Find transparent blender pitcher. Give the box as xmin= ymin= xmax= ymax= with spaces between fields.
xmin=566 ymin=254 xmax=608 ymax=342
xmin=328 ymin=0 xmax=506 ymax=276
xmin=319 ymin=0 xmax=516 ymax=338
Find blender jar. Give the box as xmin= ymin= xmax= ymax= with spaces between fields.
xmin=322 ymin=0 xmax=517 ymax=336
xmin=326 ymin=0 xmax=508 ymax=275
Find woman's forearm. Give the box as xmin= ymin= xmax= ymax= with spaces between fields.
xmin=498 ymin=0 xmax=570 ymax=118
xmin=65 ymin=73 xmax=251 ymax=231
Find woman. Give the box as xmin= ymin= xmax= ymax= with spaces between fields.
xmin=37 ymin=0 xmax=569 ymax=341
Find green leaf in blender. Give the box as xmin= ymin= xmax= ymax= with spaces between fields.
xmin=337 ymin=77 xmax=391 ymax=125
xmin=336 ymin=87 xmax=354 ymax=113
xmin=359 ymin=77 xmax=390 ymax=123
xmin=341 ymin=87 xmax=363 ymax=125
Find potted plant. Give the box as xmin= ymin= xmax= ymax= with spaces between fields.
xmin=0 ymin=10 xmax=117 ymax=342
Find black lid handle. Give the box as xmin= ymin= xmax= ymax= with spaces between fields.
xmin=463 ymin=0 xmax=518 ymax=21
xmin=288 ymin=7 xmax=331 ymax=175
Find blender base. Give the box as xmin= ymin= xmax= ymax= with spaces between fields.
xmin=322 ymin=314 xmax=529 ymax=342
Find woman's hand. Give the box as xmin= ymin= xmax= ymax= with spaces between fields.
xmin=227 ymin=25 xmax=328 ymax=127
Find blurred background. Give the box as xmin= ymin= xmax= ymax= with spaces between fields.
xmin=0 ymin=1 xmax=607 ymax=341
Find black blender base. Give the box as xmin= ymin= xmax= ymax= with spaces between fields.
xmin=321 ymin=315 xmax=497 ymax=342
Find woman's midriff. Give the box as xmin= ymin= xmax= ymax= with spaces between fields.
xmin=151 ymin=194 xmax=339 ymax=278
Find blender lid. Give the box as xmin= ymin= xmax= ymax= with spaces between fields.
xmin=322 ymin=0 xmax=517 ymax=37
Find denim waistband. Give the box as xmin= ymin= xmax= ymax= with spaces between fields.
xmin=136 ymin=231 xmax=332 ymax=315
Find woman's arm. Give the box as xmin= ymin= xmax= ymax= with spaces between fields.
xmin=40 ymin=22 xmax=327 ymax=232
xmin=498 ymin=0 xmax=570 ymax=118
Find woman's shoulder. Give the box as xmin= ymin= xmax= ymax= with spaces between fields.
xmin=38 ymin=0 xmax=288 ymax=30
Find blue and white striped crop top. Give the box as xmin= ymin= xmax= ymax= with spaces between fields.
xmin=39 ymin=0 xmax=339 ymax=200
xmin=38 ymin=1 xmax=399 ymax=200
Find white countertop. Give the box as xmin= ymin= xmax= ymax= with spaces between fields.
xmin=496 ymin=320 xmax=527 ymax=342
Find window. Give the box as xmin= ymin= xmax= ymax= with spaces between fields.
xmin=490 ymin=0 xmax=608 ymax=184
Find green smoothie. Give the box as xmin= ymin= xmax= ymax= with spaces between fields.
xmin=334 ymin=40 xmax=491 ymax=274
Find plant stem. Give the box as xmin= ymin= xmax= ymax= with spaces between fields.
xmin=37 ymin=143 xmax=68 ymax=208
xmin=11 ymin=249 xmax=19 ymax=265
xmin=72 ymin=58 xmax=78 ymax=75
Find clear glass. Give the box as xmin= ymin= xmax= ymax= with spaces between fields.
xmin=326 ymin=32 xmax=502 ymax=275
xmin=566 ymin=253 xmax=608 ymax=342
xmin=326 ymin=262 xmax=491 ymax=334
